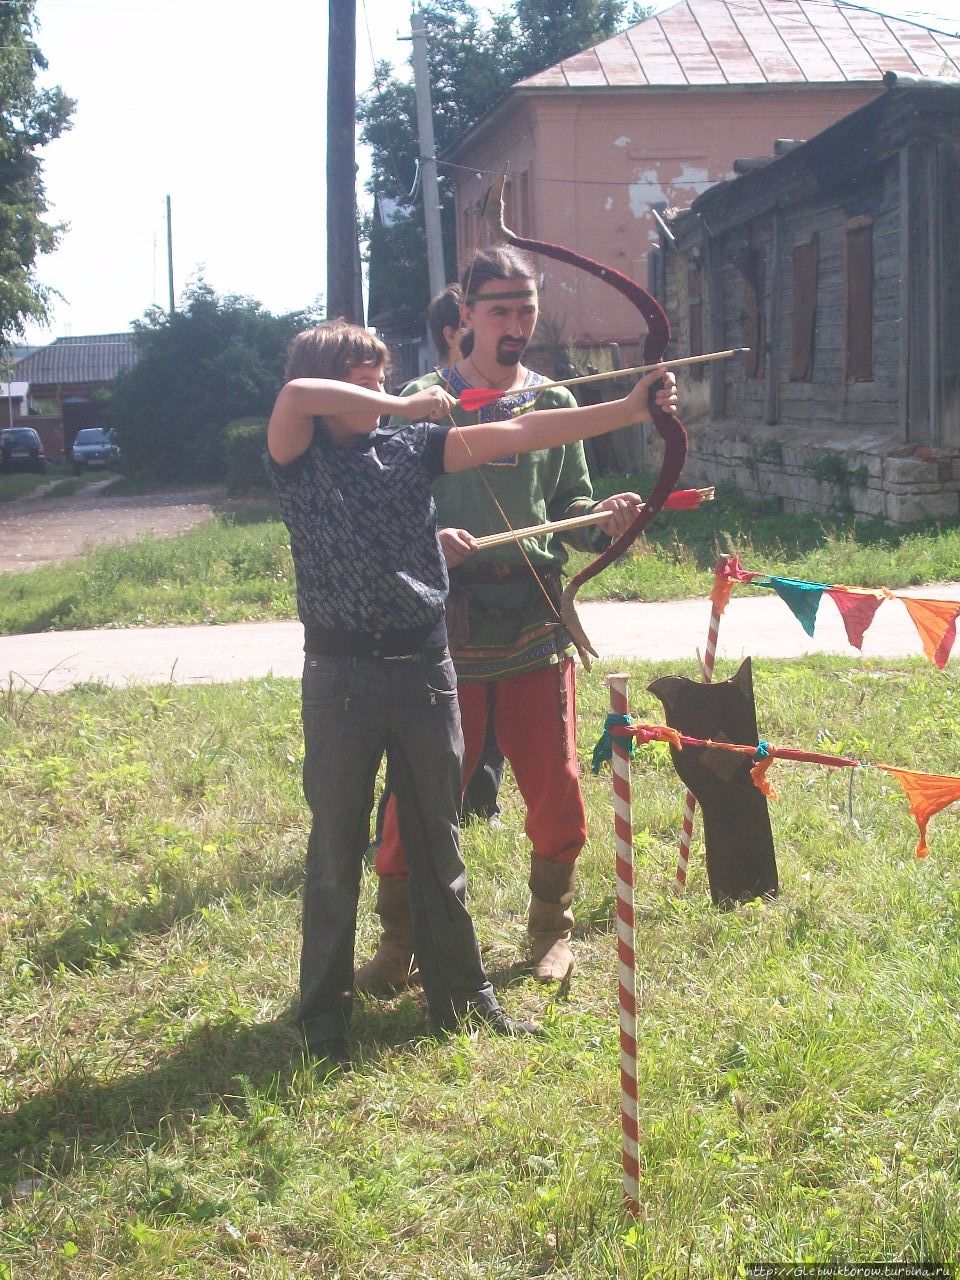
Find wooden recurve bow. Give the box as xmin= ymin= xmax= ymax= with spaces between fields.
xmin=484 ymin=170 xmax=688 ymax=669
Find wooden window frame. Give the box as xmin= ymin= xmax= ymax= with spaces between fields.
xmin=844 ymin=215 xmax=874 ymax=382
xmin=688 ymin=261 xmax=704 ymax=368
xmin=741 ymin=251 xmax=765 ymax=381
xmin=790 ymin=234 xmax=818 ymax=382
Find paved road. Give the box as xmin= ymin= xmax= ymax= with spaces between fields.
xmin=2 ymin=586 xmax=958 ymax=693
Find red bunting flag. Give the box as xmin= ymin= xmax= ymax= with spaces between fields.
xmin=896 ymin=597 xmax=960 ymax=669
xmin=826 ymin=586 xmax=886 ymax=650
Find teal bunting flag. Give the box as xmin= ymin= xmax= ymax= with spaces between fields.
xmin=757 ymin=575 xmax=830 ymax=637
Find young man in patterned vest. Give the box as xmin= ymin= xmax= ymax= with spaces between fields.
xmin=267 ymin=316 xmax=675 ymax=1063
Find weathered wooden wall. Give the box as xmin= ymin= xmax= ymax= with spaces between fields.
xmin=650 ymin=117 xmax=960 ymax=525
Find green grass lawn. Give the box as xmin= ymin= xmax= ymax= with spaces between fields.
xmin=39 ymin=471 xmax=121 ymax=501
xmin=2 ymin=657 xmax=959 ymax=1276
xmin=0 ymin=470 xmax=53 ymax=502
xmin=1 ymin=479 xmax=959 ymax=636
xmin=0 ymin=465 xmax=120 ymax=505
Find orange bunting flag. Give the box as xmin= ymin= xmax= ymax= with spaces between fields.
xmin=826 ymin=586 xmax=886 ymax=650
xmin=877 ymin=765 xmax=960 ymax=858
xmin=896 ymin=596 xmax=960 ymax=669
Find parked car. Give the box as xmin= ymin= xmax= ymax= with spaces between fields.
xmin=0 ymin=426 xmax=47 ymax=474
xmin=71 ymin=427 xmax=121 ymax=472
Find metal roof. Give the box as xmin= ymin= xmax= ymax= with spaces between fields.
xmin=13 ymin=334 xmax=140 ymax=387
xmin=517 ymin=0 xmax=960 ymax=89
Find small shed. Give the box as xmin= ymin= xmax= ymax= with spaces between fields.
xmin=656 ymin=77 xmax=960 ymax=524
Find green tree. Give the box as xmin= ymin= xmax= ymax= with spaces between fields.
xmin=360 ymin=0 xmax=645 ymax=331
xmin=111 ymin=282 xmax=313 ymax=482
xmin=0 ymin=0 xmax=74 ymax=344
xmin=503 ymin=0 xmax=648 ymax=82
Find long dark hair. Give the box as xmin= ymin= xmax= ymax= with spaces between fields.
xmin=460 ymin=246 xmax=537 ymax=298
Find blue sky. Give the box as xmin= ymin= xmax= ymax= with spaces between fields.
xmin=20 ymin=0 xmax=960 ymax=345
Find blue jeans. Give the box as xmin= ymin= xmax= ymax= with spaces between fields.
xmin=297 ymin=650 xmax=499 ymax=1045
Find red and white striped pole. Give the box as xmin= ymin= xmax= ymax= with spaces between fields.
xmin=607 ymin=672 xmax=641 ymax=1217
xmin=675 ymin=575 xmax=726 ymax=888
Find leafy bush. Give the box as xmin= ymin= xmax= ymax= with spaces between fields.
xmin=224 ymin=417 xmax=269 ymax=494
xmin=112 ymin=281 xmax=313 ymax=484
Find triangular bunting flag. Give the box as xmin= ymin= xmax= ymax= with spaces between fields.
xmin=826 ymin=586 xmax=886 ymax=650
xmin=762 ymin=576 xmax=829 ymax=637
xmin=896 ymin=597 xmax=960 ymax=669
xmin=877 ymin=765 xmax=960 ymax=858
xmin=710 ymin=554 xmax=758 ymax=615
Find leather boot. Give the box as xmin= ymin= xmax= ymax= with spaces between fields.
xmin=354 ymin=877 xmax=419 ymax=994
xmin=527 ymin=853 xmax=577 ymax=982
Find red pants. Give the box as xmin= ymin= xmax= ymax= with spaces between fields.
xmin=376 ymin=658 xmax=586 ymax=877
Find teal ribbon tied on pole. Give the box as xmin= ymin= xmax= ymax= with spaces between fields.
xmin=592 ymin=712 xmax=638 ymax=775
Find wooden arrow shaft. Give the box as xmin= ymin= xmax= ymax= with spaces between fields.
xmin=472 ymin=487 xmax=714 ymax=549
xmin=459 ymin=347 xmax=748 ymax=408
xmin=473 ymin=511 xmax=607 ymax=549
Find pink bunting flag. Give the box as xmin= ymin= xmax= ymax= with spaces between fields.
xmin=710 ymin=554 xmax=758 ymax=615
xmin=826 ymin=586 xmax=886 ymax=650
xmin=896 ymin=597 xmax=960 ymax=669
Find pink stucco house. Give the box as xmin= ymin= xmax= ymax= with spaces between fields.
xmin=445 ymin=0 xmax=960 ymax=364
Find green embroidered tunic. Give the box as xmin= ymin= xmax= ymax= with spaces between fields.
xmin=391 ymin=367 xmax=606 ymax=681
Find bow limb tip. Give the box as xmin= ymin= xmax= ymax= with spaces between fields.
xmin=560 ymin=586 xmax=599 ymax=672
xmin=483 ymin=165 xmax=514 ymax=240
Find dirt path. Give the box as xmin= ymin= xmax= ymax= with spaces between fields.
xmin=0 ymin=483 xmax=240 ymax=574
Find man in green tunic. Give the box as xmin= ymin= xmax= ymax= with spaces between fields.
xmin=357 ymin=246 xmax=662 ymax=986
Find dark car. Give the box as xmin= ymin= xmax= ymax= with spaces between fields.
xmin=71 ymin=427 xmax=121 ymax=472
xmin=0 ymin=426 xmax=47 ymax=474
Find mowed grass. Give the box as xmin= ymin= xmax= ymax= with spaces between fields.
xmin=2 ymin=656 xmax=959 ymax=1276
xmin=2 ymin=479 xmax=960 ymax=635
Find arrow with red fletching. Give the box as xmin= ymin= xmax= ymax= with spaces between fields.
xmin=471 ymin=486 xmax=714 ymax=549
xmin=457 ymin=347 xmax=749 ymax=413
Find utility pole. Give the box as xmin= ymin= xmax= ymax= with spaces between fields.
xmin=326 ymin=0 xmax=363 ymax=324
xmin=166 ymin=194 xmax=175 ymax=318
xmin=410 ymin=8 xmax=446 ymax=346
